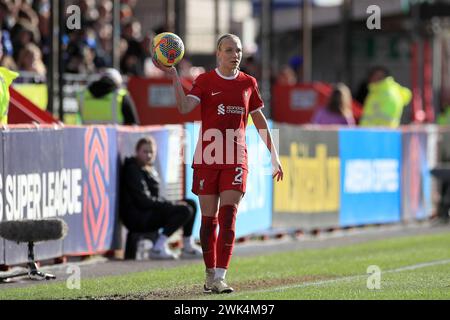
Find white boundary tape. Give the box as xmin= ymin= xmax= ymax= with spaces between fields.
xmin=230 ymin=258 xmax=450 ymax=297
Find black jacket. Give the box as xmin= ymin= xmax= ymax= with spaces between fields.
xmin=120 ymin=157 xmax=173 ymax=221
xmin=88 ymin=76 xmax=139 ymax=125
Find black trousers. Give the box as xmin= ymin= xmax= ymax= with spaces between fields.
xmin=438 ymin=181 xmax=450 ymax=222
xmin=123 ymin=199 xmax=198 ymax=237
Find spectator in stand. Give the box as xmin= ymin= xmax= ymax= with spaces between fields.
xmin=16 ymin=42 xmax=46 ymax=77
xmin=140 ymin=30 xmax=154 ymax=76
xmin=275 ymin=65 xmax=297 ymax=85
xmin=17 ymin=3 xmax=39 ymax=27
xmin=97 ymin=23 xmax=112 ymax=66
xmin=120 ymin=18 xmax=144 ymax=76
xmin=63 ymin=26 xmax=102 ymax=73
xmin=64 ymin=28 xmax=84 ymax=73
xmin=97 ymin=0 xmax=112 ymax=26
xmin=312 ymin=83 xmax=355 ymax=125
xmin=84 ymin=26 xmax=108 ymax=68
xmin=37 ymin=0 xmax=50 ymax=66
xmin=82 ymin=45 xmax=98 ymax=73
xmin=0 ymin=1 xmax=14 ymax=58
xmin=94 ymin=0 xmax=112 ymax=65
xmin=120 ymin=3 xmax=133 ymax=24
xmin=78 ymin=0 xmax=98 ymax=27
xmin=0 ymin=30 xmax=17 ymax=70
xmin=240 ymin=55 xmax=260 ymax=80
xmin=289 ymin=55 xmax=302 ymax=79
xmin=122 ymin=0 xmax=138 ymax=12
xmin=0 ymin=1 xmax=12 ymax=28
xmin=8 ymin=0 xmax=23 ymax=18
xmin=11 ymin=19 xmax=39 ymax=62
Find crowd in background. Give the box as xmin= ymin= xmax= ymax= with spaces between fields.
xmin=0 ymin=0 xmax=276 ymax=81
xmin=0 ymin=0 xmax=166 ymax=80
xmin=0 ymin=0 xmax=444 ymax=126
xmin=0 ymin=0 xmax=49 ymax=80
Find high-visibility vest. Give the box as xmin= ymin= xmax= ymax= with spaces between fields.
xmin=78 ymin=87 xmax=127 ymax=124
xmin=437 ymin=108 xmax=450 ymax=125
xmin=360 ymin=76 xmax=412 ymax=128
xmin=0 ymin=67 xmax=19 ymax=124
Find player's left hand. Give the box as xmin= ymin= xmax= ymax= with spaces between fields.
xmin=272 ymin=158 xmax=283 ymax=182
xmin=152 ymin=56 xmax=177 ymax=77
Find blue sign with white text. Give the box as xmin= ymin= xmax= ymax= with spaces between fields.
xmin=339 ymin=129 xmax=402 ymax=226
xmin=2 ymin=128 xmax=64 ymax=265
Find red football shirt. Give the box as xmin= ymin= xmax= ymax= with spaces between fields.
xmin=187 ymin=68 xmax=264 ymax=170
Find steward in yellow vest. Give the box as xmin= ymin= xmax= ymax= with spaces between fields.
xmin=360 ymin=76 xmax=411 ymax=128
xmin=78 ymin=68 xmax=139 ymax=125
xmin=437 ymin=106 xmax=450 ymax=125
xmin=0 ymin=67 xmax=19 ymax=124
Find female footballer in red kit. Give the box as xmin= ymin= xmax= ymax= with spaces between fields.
xmin=154 ymin=34 xmax=283 ymax=294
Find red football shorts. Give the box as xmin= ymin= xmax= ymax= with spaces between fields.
xmin=192 ymin=167 xmax=248 ymax=195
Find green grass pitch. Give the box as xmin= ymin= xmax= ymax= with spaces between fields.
xmin=0 ymin=231 xmax=449 ymax=300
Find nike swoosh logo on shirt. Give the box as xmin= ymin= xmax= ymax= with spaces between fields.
xmin=212 ymin=91 xmax=221 ymax=96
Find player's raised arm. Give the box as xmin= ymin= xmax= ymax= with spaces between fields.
xmin=153 ymin=58 xmax=199 ymax=114
xmin=251 ymin=109 xmax=284 ymax=182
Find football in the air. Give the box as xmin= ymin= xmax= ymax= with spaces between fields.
xmin=152 ymin=32 xmax=185 ymax=67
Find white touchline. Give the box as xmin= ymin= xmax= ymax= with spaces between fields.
xmin=231 ymin=258 xmax=450 ymax=296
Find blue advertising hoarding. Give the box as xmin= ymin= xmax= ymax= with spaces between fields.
xmin=60 ymin=127 xmax=87 ymax=255
xmin=0 ymin=125 xmax=183 ymax=265
xmin=62 ymin=126 xmax=118 ymax=255
xmin=402 ymin=130 xmax=432 ymax=221
xmin=184 ymin=122 xmax=273 ymax=239
xmin=2 ymin=128 xmax=64 ymax=265
xmin=339 ymin=128 xmax=402 ymax=226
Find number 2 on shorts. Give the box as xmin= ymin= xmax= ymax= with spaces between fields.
xmin=232 ymin=167 xmax=244 ymax=185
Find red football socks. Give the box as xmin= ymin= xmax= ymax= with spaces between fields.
xmin=216 ymin=205 xmax=237 ymax=269
xmin=200 ymin=215 xmax=218 ymax=269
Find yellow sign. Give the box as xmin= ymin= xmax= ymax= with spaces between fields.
xmin=274 ymin=142 xmax=340 ymax=213
xmin=13 ymin=84 xmax=48 ymax=110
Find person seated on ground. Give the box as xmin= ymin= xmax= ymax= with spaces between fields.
xmin=120 ymin=136 xmax=202 ymax=260
xmin=312 ymin=83 xmax=355 ymax=125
